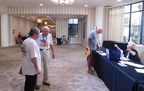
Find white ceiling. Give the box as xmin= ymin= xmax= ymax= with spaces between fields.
xmin=0 ymin=0 xmax=141 ymax=7
xmin=0 ymin=0 xmax=142 ymax=25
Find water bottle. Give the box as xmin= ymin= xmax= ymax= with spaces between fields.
xmin=120 ymin=50 xmax=124 ymax=61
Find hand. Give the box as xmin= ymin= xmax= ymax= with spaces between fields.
xmin=86 ymin=46 xmax=89 ymax=50
xmin=37 ymin=69 xmax=41 ymax=74
xmin=98 ymin=48 xmax=103 ymax=53
xmin=114 ymin=44 xmax=118 ymax=48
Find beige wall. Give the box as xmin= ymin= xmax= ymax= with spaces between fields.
xmin=8 ymin=6 xmax=96 ymax=44
xmin=0 ymin=15 xmax=1 ymax=45
xmin=0 ymin=5 xmax=99 ymax=45
xmin=10 ymin=16 xmax=36 ymax=45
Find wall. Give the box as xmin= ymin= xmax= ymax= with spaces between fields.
xmin=0 ymin=5 xmax=98 ymax=46
xmin=8 ymin=6 xmax=96 ymax=44
xmin=56 ymin=18 xmax=68 ymax=38
xmin=10 ymin=16 xmax=36 ymax=45
xmin=0 ymin=15 xmax=1 ymax=45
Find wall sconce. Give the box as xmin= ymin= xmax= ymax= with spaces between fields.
xmin=37 ymin=19 xmax=42 ymax=23
xmin=44 ymin=22 xmax=47 ymax=25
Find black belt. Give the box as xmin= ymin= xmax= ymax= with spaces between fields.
xmin=40 ymin=49 xmax=49 ymax=51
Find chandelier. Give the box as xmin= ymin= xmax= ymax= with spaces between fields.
xmin=51 ymin=0 xmax=74 ymax=5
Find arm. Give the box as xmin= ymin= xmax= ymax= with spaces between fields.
xmin=97 ymin=43 xmax=101 ymax=52
xmin=31 ymin=57 xmax=41 ymax=74
xmin=114 ymin=44 xmax=121 ymax=50
xmin=50 ymin=45 xmax=55 ymax=59
xmin=86 ymin=38 xmax=90 ymax=50
xmin=127 ymin=48 xmax=136 ymax=56
xmin=114 ymin=44 xmax=123 ymax=54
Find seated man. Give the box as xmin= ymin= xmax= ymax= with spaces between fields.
xmin=114 ymin=41 xmax=142 ymax=64
xmin=17 ymin=32 xmax=23 ymax=43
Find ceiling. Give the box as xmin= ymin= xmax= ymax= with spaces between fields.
xmin=0 ymin=0 xmax=142 ymax=25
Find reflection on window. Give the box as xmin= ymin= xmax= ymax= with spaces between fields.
xmin=130 ymin=12 xmax=141 ymax=44
xmin=123 ymin=1 xmax=143 ymax=44
xmin=125 ymin=5 xmax=130 ymax=13
xmin=124 ymin=14 xmax=130 ymax=42
xmin=68 ymin=18 xmax=78 ymax=37
xmin=132 ymin=2 xmax=143 ymax=12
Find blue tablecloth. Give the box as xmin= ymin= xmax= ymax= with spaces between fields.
xmin=93 ymin=48 xmax=144 ymax=91
xmin=138 ymin=83 xmax=144 ymax=91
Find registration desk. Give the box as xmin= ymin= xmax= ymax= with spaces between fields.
xmin=138 ymin=83 xmax=144 ymax=91
xmin=93 ymin=48 xmax=144 ymax=91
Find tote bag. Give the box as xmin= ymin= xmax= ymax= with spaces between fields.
xmin=106 ymin=48 xmax=121 ymax=61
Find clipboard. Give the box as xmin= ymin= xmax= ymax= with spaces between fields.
xmin=85 ymin=48 xmax=90 ymax=57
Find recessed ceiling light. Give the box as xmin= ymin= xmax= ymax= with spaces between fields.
xmin=117 ymin=0 xmax=121 ymax=2
xmin=39 ymin=4 xmax=43 ymax=6
xmin=84 ymin=5 xmax=88 ymax=7
xmin=21 ymin=16 xmax=24 ymax=17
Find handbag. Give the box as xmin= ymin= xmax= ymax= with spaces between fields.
xmin=106 ymin=48 xmax=121 ymax=61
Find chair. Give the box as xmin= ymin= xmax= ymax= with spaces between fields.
xmin=61 ymin=35 xmax=71 ymax=44
xmin=102 ymin=40 xmax=128 ymax=50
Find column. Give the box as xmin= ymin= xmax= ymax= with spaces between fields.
xmin=95 ymin=7 xmax=104 ymax=46
xmin=1 ymin=14 xmax=9 ymax=47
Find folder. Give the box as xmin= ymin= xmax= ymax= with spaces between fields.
xmin=85 ymin=48 xmax=90 ymax=57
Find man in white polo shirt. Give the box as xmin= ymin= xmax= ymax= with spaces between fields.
xmin=21 ymin=27 xmax=41 ymax=91
xmin=35 ymin=26 xmax=55 ymax=89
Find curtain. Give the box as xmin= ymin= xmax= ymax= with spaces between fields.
xmin=108 ymin=7 xmax=124 ymax=42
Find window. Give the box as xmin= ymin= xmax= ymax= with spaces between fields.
xmin=130 ymin=12 xmax=141 ymax=44
xmin=82 ymin=16 xmax=86 ymax=38
xmin=123 ymin=1 xmax=144 ymax=44
xmin=68 ymin=18 xmax=78 ymax=37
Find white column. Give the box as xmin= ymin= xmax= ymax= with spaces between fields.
xmin=95 ymin=7 xmax=104 ymax=46
xmin=1 ymin=14 xmax=9 ymax=47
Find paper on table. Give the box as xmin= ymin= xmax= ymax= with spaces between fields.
xmin=97 ymin=51 xmax=107 ymax=56
xmin=99 ymin=53 xmax=107 ymax=56
xmin=118 ymin=63 xmax=128 ymax=67
xmin=123 ymin=57 xmax=130 ymax=61
xmin=120 ymin=61 xmax=144 ymax=68
xmin=135 ymin=68 xmax=144 ymax=73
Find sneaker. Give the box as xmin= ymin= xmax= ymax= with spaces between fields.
xmin=35 ymin=85 xmax=40 ymax=90
xmin=43 ymin=81 xmax=50 ymax=86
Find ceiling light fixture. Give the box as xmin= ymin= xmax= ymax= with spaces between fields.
xmin=51 ymin=0 xmax=74 ymax=5
xmin=37 ymin=19 xmax=42 ymax=23
xmin=44 ymin=22 xmax=48 ymax=25
xmin=117 ymin=0 xmax=121 ymax=2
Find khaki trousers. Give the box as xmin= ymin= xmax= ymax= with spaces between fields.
xmin=37 ymin=50 xmax=50 ymax=85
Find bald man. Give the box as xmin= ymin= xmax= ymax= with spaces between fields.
xmin=86 ymin=29 xmax=103 ymax=75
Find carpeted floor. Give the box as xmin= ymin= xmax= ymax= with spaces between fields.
xmin=0 ymin=43 xmax=109 ymax=91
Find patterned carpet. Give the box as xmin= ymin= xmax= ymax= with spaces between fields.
xmin=0 ymin=44 xmax=109 ymax=91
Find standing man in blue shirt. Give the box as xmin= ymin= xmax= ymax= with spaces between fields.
xmin=86 ymin=29 xmax=103 ymax=75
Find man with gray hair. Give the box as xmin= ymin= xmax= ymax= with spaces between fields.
xmin=21 ymin=27 xmax=41 ymax=91
xmin=35 ymin=26 xmax=55 ymax=89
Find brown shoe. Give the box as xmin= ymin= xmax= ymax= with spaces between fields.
xmin=35 ymin=85 xmax=40 ymax=90
xmin=43 ymin=82 xmax=50 ymax=86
